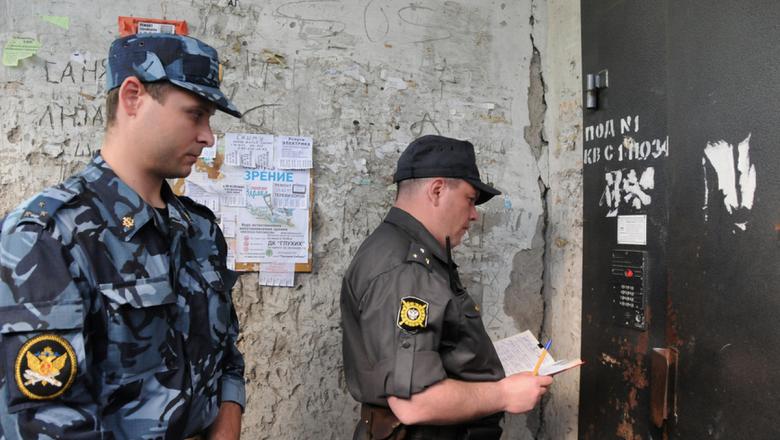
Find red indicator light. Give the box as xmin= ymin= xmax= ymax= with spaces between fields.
xmin=625 ymin=269 xmax=634 ymax=278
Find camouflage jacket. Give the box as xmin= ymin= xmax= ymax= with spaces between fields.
xmin=0 ymin=154 xmax=245 ymax=439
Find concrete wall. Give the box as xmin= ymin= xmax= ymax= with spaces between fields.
xmin=0 ymin=0 xmax=581 ymax=438
xmin=540 ymin=1 xmax=582 ymax=438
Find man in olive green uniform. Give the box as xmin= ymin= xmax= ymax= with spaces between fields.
xmin=341 ymin=135 xmax=553 ymax=439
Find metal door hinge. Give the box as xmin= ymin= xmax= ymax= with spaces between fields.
xmin=585 ymin=69 xmax=609 ymax=109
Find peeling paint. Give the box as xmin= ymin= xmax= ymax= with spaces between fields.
xmin=702 ymin=134 xmax=757 ymax=231
xmin=601 ymin=353 xmax=620 ymax=367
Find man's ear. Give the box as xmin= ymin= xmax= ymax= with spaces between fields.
xmin=427 ymin=178 xmax=446 ymax=207
xmin=118 ymin=76 xmax=146 ymax=118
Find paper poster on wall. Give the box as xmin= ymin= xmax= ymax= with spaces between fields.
xmin=274 ymin=136 xmax=313 ymax=169
xmin=617 ymin=214 xmax=647 ymax=245
xmin=236 ymin=188 xmax=309 ymax=263
xmin=173 ymin=131 xmax=314 ymax=277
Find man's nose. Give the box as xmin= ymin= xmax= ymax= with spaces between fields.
xmin=198 ymin=123 xmax=215 ymax=146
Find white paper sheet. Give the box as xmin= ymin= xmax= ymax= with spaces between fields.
xmin=493 ymin=330 xmax=583 ymax=376
xmin=274 ymin=136 xmax=313 ymax=169
xmin=225 ymin=133 xmax=274 ymax=168
xmin=184 ymin=181 xmax=219 ymax=213
xmin=258 ymin=261 xmax=295 ymax=287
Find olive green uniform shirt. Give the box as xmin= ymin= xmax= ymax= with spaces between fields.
xmin=341 ymin=207 xmax=505 ymax=407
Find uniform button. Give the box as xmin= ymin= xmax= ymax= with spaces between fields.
xmin=402 ymin=341 xmax=411 ymax=349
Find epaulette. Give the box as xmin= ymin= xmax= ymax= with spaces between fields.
xmin=178 ymin=195 xmax=216 ymax=221
xmin=18 ymin=185 xmax=80 ymax=227
xmin=406 ymin=242 xmax=433 ymax=271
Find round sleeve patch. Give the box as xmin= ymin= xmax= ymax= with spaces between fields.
xmin=14 ymin=334 xmax=78 ymax=400
xmin=397 ymin=296 xmax=429 ymax=333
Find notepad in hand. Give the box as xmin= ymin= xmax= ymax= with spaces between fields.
xmin=493 ymin=330 xmax=584 ymax=376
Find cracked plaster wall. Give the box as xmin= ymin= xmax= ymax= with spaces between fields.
xmin=0 ymin=0 xmax=582 ymax=438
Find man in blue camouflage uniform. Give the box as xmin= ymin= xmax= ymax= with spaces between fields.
xmin=0 ymin=33 xmax=245 ymax=439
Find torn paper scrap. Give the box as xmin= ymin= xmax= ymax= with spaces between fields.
xmin=41 ymin=15 xmax=70 ymax=30
xmin=3 ymin=37 xmax=43 ymax=67
xmin=258 ymin=261 xmax=295 ymax=287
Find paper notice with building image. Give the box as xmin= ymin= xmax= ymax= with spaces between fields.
xmin=493 ymin=330 xmax=583 ymax=376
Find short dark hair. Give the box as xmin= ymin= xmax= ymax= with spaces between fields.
xmin=105 ymin=81 xmax=174 ymax=128
xmin=396 ymin=177 xmax=461 ymax=201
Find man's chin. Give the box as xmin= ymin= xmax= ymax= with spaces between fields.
xmin=457 ymin=230 xmax=470 ymax=246
xmin=449 ymin=235 xmax=464 ymax=248
xmin=163 ymin=166 xmax=193 ymax=180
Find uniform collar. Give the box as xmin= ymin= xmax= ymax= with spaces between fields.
xmin=384 ymin=207 xmax=450 ymax=265
xmin=79 ymin=153 xmax=193 ymax=241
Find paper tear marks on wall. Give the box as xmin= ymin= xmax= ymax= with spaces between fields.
xmin=702 ymin=134 xmax=757 ymax=232
xmin=600 ymin=167 xmax=655 ymax=217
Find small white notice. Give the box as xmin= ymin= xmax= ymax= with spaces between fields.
xmin=493 ymin=330 xmax=583 ymax=376
xmin=617 ymin=214 xmax=647 ymax=245
xmin=219 ymin=209 xmax=237 ymax=239
xmin=226 ymin=247 xmax=236 ymax=271
xmin=258 ymin=261 xmax=295 ymax=287
xmin=184 ymin=181 xmax=219 ymax=213
xmin=225 ymin=133 xmax=275 ymax=168
xmin=137 ymin=22 xmax=176 ymax=34
xmin=275 ymin=136 xmax=313 ymax=169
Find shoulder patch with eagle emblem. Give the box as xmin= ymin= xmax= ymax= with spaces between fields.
xmin=14 ymin=334 xmax=77 ymax=400
xmin=397 ymin=296 xmax=429 ymax=333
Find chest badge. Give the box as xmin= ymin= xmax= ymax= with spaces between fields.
xmin=15 ymin=334 xmax=77 ymax=400
xmin=122 ymin=216 xmax=134 ymax=229
xmin=397 ymin=296 xmax=429 ymax=333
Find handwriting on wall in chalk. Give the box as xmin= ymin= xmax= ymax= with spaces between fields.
xmin=37 ymin=103 xmax=104 ymax=129
xmin=45 ymin=59 xmax=107 ymax=85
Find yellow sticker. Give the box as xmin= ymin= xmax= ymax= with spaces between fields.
xmin=397 ymin=296 xmax=429 ymax=333
xmin=15 ymin=334 xmax=78 ymax=400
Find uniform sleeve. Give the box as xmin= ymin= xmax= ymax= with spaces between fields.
xmin=356 ymin=262 xmax=450 ymax=401
xmin=0 ymin=224 xmax=102 ymax=439
xmin=214 ymin=233 xmax=246 ymax=411
xmin=218 ymin=287 xmax=246 ymax=410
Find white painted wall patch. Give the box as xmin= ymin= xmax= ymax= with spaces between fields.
xmin=702 ymin=134 xmax=757 ymax=232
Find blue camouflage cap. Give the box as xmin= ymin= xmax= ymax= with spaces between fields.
xmin=106 ymin=33 xmax=241 ymax=118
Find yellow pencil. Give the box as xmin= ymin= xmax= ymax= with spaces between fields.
xmin=532 ymin=339 xmax=552 ymax=376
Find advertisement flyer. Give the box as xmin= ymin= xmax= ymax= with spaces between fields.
xmin=178 ymin=132 xmax=313 ymax=280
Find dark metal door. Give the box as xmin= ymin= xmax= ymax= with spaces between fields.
xmin=580 ymin=1 xmax=670 ymax=438
xmin=581 ymin=1 xmax=780 ymax=438
xmin=665 ymin=1 xmax=780 ymax=438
